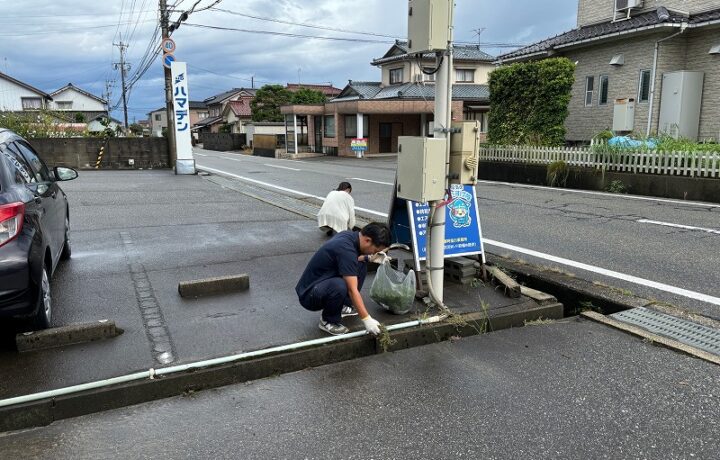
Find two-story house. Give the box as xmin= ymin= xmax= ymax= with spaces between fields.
xmin=0 ymin=71 xmax=53 ymax=111
xmin=281 ymin=40 xmax=495 ymax=157
xmin=195 ymin=88 xmax=257 ymax=134
xmin=498 ymin=1 xmax=720 ymax=143
xmin=149 ymin=101 xmax=209 ymax=137
xmin=49 ymin=83 xmax=108 ymax=122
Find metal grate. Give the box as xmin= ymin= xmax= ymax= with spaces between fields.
xmin=611 ymin=307 xmax=720 ymax=356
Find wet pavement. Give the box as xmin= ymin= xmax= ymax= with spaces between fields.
xmin=1 ymin=318 xmax=717 ymax=459
xmin=0 ymin=170 xmax=532 ymax=399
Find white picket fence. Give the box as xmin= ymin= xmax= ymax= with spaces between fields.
xmin=479 ymin=145 xmax=720 ymax=178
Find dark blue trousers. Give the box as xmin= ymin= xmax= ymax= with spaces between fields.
xmin=300 ymin=263 xmax=367 ymax=324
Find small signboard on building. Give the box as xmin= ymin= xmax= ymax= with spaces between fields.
xmin=351 ymin=138 xmax=368 ymax=158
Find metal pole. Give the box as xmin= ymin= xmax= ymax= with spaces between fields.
xmin=429 ymin=0 xmax=454 ymax=302
xmin=160 ymin=0 xmax=177 ymax=170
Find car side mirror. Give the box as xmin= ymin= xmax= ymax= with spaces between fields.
xmin=54 ymin=166 xmax=78 ymax=181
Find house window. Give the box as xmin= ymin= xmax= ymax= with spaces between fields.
xmin=455 ymin=69 xmax=475 ymax=83
xmin=638 ymin=69 xmax=651 ymax=103
xmin=21 ymin=97 xmax=42 ymax=110
xmin=584 ymin=76 xmax=594 ymax=107
xmin=154 ymin=114 xmax=161 ymax=121
xmin=423 ymin=67 xmax=436 ymax=82
xmin=344 ymin=115 xmax=369 ymax=138
xmin=599 ymin=76 xmax=609 ymax=106
xmin=389 ymin=68 xmax=404 ymax=84
xmin=199 ymin=112 xmax=209 ymax=120
xmin=56 ymin=101 xmax=73 ymax=110
xmin=324 ymin=115 xmax=335 ymax=138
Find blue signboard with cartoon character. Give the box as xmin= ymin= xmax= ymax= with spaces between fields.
xmin=406 ymin=184 xmax=485 ymax=270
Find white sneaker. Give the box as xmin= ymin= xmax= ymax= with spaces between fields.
xmin=319 ymin=320 xmax=349 ymax=336
xmin=341 ymin=306 xmax=358 ymax=317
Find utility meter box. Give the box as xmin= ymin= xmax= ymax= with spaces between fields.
xmin=407 ymin=0 xmax=451 ymax=54
xmin=449 ymin=121 xmax=480 ymax=185
xmin=613 ymin=98 xmax=635 ymax=132
xmin=397 ymin=136 xmax=446 ymax=203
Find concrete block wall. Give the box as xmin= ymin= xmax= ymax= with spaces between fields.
xmin=202 ymin=133 xmax=246 ymax=151
xmin=29 ymin=137 xmax=169 ymax=169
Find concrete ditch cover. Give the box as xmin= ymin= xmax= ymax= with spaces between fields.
xmin=611 ymin=307 xmax=720 ymax=356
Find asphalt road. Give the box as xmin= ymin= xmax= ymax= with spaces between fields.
xmin=195 ymin=149 xmax=720 ymax=320
xmin=1 ymin=318 xmax=717 ymax=459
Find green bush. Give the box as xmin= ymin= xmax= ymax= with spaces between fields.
xmin=488 ymin=58 xmax=575 ymax=146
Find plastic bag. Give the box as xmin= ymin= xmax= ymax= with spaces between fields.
xmin=370 ymin=261 xmax=416 ymax=315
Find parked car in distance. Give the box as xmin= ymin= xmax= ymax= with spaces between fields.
xmin=0 ymin=128 xmax=78 ymax=330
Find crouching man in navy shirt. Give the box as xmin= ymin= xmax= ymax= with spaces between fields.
xmin=296 ymin=222 xmax=391 ymax=336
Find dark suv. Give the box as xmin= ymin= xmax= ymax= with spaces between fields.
xmin=0 ymin=128 xmax=78 ymax=329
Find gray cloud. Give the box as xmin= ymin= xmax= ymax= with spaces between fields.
xmin=0 ymin=0 xmax=576 ymax=122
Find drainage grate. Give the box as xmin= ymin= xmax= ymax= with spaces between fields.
xmin=611 ymin=307 xmax=720 ymax=356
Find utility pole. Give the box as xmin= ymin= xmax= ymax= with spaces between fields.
xmin=428 ymin=1 xmax=454 ymax=302
xmin=160 ymin=0 xmax=177 ymax=169
xmin=113 ymin=41 xmax=130 ymax=131
xmin=103 ymin=79 xmax=115 ymax=118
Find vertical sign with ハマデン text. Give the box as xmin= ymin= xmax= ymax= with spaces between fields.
xmin=170 ymin=61 xmax=195 ymax=174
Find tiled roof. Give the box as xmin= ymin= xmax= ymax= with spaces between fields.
xmin=332 ymin=81 xmax=488 ymax=103
xmin=0 ymin=71 xmax=52 ymax=100
xmin=499 ymin=7 xmax=720 ymax=61
xmin=50 ymin=83 xmax=106 ymax=103
xmin=372 ymin=40 xmax=495 ymax=65
xmin=203 ymin=88 xmax=256 ymax=104
xmin=189 ymin=100 xmax=208 ymax=109
xmin=195 ymin=115 xmax=223 ymax=127
xmin=227 ymin=100 xmax=252 ymax=117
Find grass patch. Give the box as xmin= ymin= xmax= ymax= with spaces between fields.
xmin=377 ymin=325 xmax=397 ymax=353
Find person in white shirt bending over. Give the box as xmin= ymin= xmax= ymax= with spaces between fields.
xmin=318 ymin=182 xmax=357 ymax=237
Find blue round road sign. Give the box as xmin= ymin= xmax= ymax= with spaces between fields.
xmin=163 ymin=53 xmax=175 ymax=69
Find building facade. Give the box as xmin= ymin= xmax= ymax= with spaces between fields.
xmin=499 ymin=1 xmax=720 ymax=142
xmin=282 ymin=41 xmax=494 ymax=157
xmin=0 ymin=71 xmax=53 ymax=111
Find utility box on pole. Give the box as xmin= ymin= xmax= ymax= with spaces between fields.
xmin=449 ymin=121 xmax=480 ymax=185
xmin=407 ymin=0 xmax=452 ymax=53
xmin=397 ymin=137 xmax=447 ymax=203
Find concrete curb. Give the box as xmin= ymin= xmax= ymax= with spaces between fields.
xmin=178 ymin=274 xmax=250 ymax=298
xmin=0 ymin=301 xmax=561 ymax=433
xmin=15 ymin=321 xmax=124 ymax=353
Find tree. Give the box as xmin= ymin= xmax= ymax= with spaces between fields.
xmin=488 ymin=57 xmax=575 ymax=146
xmin=290 ymin=88 xmax=327 ymax=105
xmin=129 ymin=123 xmax=144 ymax=136
xmin=74 ymin=112 xmax=86 ymax=123
xmin=250 ymin=84 xmax=293 ymax=122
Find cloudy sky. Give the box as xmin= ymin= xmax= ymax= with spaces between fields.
xmin=0 ymin=0 xmax=577 ymax=123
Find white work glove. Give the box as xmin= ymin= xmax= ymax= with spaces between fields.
xmin=361 ymin=316 xmax=382 ymax=335
xmin=369 ymin=252 xmax=392 ymax=264
xmin=464 ymin=156 xmax=478 ymax=171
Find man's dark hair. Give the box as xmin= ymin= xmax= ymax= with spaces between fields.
xmin=360 ymin=222 xmax=391 ymax=247
xmin=337 ymin=181 xmax=352 ymax=192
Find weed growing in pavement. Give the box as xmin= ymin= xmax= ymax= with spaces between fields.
xmin=577 ymin=300 xmax=602 ymax=314
xmin=606 ymin=180 xmax=627 ymax=194
xmin=377 ymin=325 xmax=397 ymax=353
xmin=524 ymin=317 xmax=555 ymax=326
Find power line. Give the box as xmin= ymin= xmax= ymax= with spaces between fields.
xmin=0 ymin=20 xmax=155 ymax=37
xmin=183 ymin=23 xmax=393 ymax=44
xmin=208 ymin=7 xmax=402 ymax=39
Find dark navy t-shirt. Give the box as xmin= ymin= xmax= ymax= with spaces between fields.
xmin=295 ymin=230 xmax=360 ymax=300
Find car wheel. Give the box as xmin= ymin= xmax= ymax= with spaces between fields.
xmin=32 ymin=266 xmax=52 ymax=330
xmin=60 ymin=215 xmax=71 ymax=260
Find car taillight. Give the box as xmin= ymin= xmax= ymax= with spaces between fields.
xmin=0 ymin=202 xmax=25 ymax=248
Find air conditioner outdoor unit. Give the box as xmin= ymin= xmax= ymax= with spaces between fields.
xmin=615 ymin=0 xmax=643 ymax=10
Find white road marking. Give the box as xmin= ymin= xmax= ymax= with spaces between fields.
xmin=348 ymin=177 xmax=394 ymax=186
xmin=476 ymin=180 xmax=720 ymax=208
xmin=194 ymin=153 xmax=207 ymax=157
xmin=637 ymin=219 xmax=720 ymax=235
xmin=197 ymin=165 xmax=386 ymax=217
xmin=265 ymin=164 xmax=301 ymax=171
xmin=198 ymin=164 xmax=720 ymax=307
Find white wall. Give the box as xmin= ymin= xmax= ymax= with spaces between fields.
xmin=0 ymin=77 xmax=47 ymax=111
xmin=87 ymin=119 xmax=120 ymax=133
xmin=51 ymin=87 xmax=106 ymax=111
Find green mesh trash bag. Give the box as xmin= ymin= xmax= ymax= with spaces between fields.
xmin=370 ymin=261 xmax=416 ymax=315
